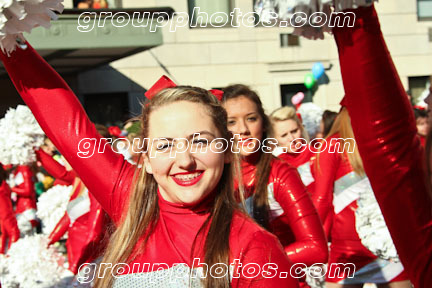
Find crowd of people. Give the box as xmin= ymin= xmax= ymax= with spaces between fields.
xmin=0 ymin=3 xmax=431 ymax=288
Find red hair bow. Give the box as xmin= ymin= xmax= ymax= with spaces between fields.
xmin=108 ymin=126 xmax=122 ymax=138
xmin=145 ymin=75 xmax=224 ymax=101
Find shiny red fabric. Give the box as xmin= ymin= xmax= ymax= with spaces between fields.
xmin=313 ymin=134 xmax=374 ymax=282
xmin=334 ymin=6 xmax=432 ymax=287
xmin=313 ymin=134 xmax=408 ymax=282
xmin=35 ymin=149 xmax=76 ymax=185
xmin=1 ymin=44 xmax=299 ymax=286
xmin=11 ymin=165 xmax=36 ymax=214
xmin=278 ymin=148 xmax=316 ymax=195
xmin=278 ymin=149 xmax=333 ymax=239
xmin=0 ymin=181 xmax=20 ymax=254
xmin=240 ymin=156 xmax=328 ymax=266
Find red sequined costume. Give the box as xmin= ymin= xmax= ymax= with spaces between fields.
xmin=10 ymin=165 xmax=38 ymax=231
xmin=0 ymin=179 xmax=20 ymax=254
xmin=313 ymin=133 xmax=408 ymax=283
xmin=1 ymin=43 xmax=300 ymax=287
xmin=277 ymin=148 xmax=334 ymax=242
xmin=334 ymin=5 xmax=432 ymax=287
xmin=240 ymin=154 xmax=328 ymax=266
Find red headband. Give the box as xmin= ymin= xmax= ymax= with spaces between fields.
xmin=145 ymin=75 xmax=224 ymax=101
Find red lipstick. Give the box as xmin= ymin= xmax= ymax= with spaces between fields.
xmin=171 ymin=170 xmax=204 ymax=187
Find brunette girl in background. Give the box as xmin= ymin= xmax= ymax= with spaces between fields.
xmin=222 ymin=84 xmax=328 ymax=269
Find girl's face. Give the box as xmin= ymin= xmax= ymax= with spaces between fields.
xmin=417 ymin=117 xmax=429 ymax=137
xmin=224 ymin=96 xmax=264 ymax=157
xmin=144 ymin=101 xmax=228 ymax=205
xmin=272 ymin=119 xmax=303 ymax=153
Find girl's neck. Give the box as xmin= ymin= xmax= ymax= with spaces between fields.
xmin=242 ymin=151 xmax=261 ymax=166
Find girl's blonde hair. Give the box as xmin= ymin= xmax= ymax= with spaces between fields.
xmin=323 ymin=107 xmax=364 ymax=175
xmin=269 ymin=106 xmax=310 ymax=141
xmin=95 ymin=86 xmax=242 ymax=288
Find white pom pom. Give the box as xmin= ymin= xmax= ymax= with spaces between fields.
xmin=355 ymin=179 xmax=400 ymax=262
xmin=0 ymin=234 xmax=74 ymax=288
xmin=254 ymin=0 xmax=378 ymax=40
xmin=0 ymin=0 xmax=64 ymax=53
xmin=37 ymin=185 xmax=72 ymax=235
xmin=297 ymin=102 xmax=323 ymax=139
xmin=0 ymin=105 xmax=45 ymax=165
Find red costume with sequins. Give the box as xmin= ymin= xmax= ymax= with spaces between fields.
xmin=1 ymin=43 xmax=300 ymax=287
xmin=35 ymin=148 xmax=107 ymax=274
xmin=277 ymin=148 xmax=334 ymax=239
xmin=0 ymin=180 xmax=20 ymax=254
xmin=333 ymin=6 xmax=432 ymax=287
xmin=240 ymin=155 xmax=328 ymax=266
xmin=10 ymin=165 xmax=38 ymax=230
xmin=277 ymin=149 xmax=316 ymax=193
xmin=313 ymin=133 xmax=408 ymax=283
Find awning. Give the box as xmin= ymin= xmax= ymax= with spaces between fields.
xmin=0 ymin=7 xmax=174 ymax=76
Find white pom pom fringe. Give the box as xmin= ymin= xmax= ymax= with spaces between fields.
xmin=0 ymin=234 xmax=74 ymax=288
xmin=0 ymin=0 xmax=64 ymax=53
xmin=254 ymin=0 xmax=378 ymax=40
xmin=0 ymin=105 xmax=45 ymax=165
xmin=37 ymin=185 xmax=72 ymax=235
xmin=297 ymin=102 xmax=323 ymax=139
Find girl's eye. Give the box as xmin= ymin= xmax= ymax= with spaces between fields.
xmin=228 ymin=120 xmax=236 ymax=126
xmin=193 ymin=139 xmax=209 ymax=145
xmin=156 ymin=143 xmax=172 ymax=151
xmin=281 ymin=133 xmax=287 ymax=138
xmin=247 ymin=117 xmax=257 ymax=122
xmin=291 ymin=129 xmax=299 ymax=134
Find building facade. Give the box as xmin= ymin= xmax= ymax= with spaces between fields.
xmin=92 ymin=0 xmax=432 ymax=114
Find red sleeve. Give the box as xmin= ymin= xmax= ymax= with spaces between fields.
xmin=234 ymin=230 xmax=299 ymax=288
xmin=1 ymin=44 xmax=133 ymax=221
xmin=11 ymin=166 xmax=34 ymax=197
xmin=272 ymin=161 xmax=328 ymax=266
xmin=334 ymin=6 xmax=432 ymax=287
xmin=35 ymin=149 xmax=76 ymax=185
xmin=48 ymin=213 xmax=70 ymax=245
xmin=311 ymin=144 xmax=339 ymax=224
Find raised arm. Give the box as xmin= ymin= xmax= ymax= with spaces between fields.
xmin=35 ymin=149 xmax=76 ymax=185
xmin=1 ymin=44 xmax=132 ymax=219
xmin=273 ymin=161 xmax=328 ymax=266
xmin=334 ymin=6 xmax=432 ymax=287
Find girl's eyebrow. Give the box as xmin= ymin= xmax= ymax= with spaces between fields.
xmin=152 ymin=131 xmax=217 ymax=142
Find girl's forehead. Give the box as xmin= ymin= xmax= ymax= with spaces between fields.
xmin=224 ymin=96 xmax=258 ymax=115
xmin=148 ymin=101 xmax=219 ymax=138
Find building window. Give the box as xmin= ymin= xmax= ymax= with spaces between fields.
xmin=188 ymin=0 xmax=232 ymax=27
xmin=280 ymin=84 xmax=310 ymax=106
xmin=418 ymin=0 xmax=432 ymax=20
xmin=84 ymin=92 xmax=129 ymax=126
xmin=280 ymin=34 xmax=300 ymax=47
xmin=408 ymin=76 xmax=430 ymax=104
